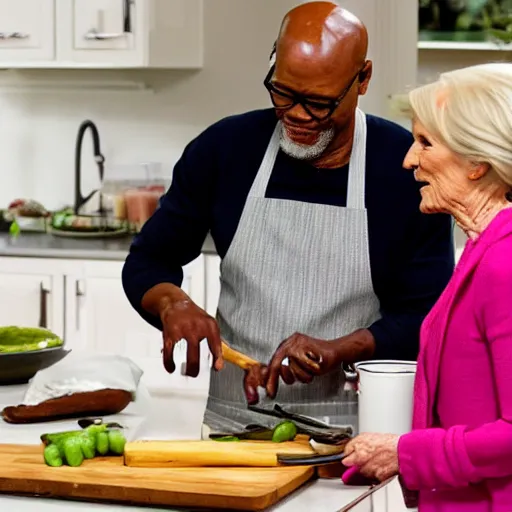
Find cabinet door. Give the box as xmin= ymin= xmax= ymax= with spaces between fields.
xmin=0 ymin=0 xmax=54 ymax=63
xmin=0 ymin=257 xmax=64 ymax=338
xmin=386 ymin=478 xmax=411 ymax=512
xmin=56 ymin=0 xmax=143 ymax=66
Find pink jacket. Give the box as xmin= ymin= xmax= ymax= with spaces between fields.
xmin=398 ymin=208 xmax=512 ymax=512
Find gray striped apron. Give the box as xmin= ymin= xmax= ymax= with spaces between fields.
xmin=204 ymin=108 xmax=381 ymax=433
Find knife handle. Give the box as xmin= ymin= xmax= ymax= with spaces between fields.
xmin=221 ymin=340 xmax=260 ymax=370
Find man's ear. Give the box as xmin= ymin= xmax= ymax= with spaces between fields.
xmin=358 ymin=60 xmax=372 ymax=96
xmin=468 ymin=162 xmax=491 ymax=181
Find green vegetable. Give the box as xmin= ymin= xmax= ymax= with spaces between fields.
xmin=213 ymin=436 xmax=240 ymax=442
xmin=271 ymin=421 xmax=297 ymax=443
xmin=41 ymin=431 xmax=78 ymax=448
xmin=96 ymin=432 xmax=109 ymax=455
xmin=63 ymin=437 xmax=84 ymax=467
xmin=43 ymin=444 xmax=63 ymax=467
xmin=84 ymin=423 xmax=108 ymax=439
xmin=80 ymin=434 xmax=96 ymax=459
xmin=107 ymin=430 xmax=126 ymax=455
xmin=0 ymin=326 xmax=63 ymax=353
xmin=41 ymin=424 xmax=126 ymax=466
xmin=9 ymin=220 xmax=20 ymax=238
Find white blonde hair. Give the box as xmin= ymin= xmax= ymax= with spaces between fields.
xmin=405 ymin=63 xmax=512 ymax=187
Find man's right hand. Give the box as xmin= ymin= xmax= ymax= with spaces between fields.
xmin=141 ymin=283 xmax=224 ymax=377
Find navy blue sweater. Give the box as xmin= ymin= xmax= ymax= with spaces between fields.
xmin=122 ymin=108 xmax=455 ymax=361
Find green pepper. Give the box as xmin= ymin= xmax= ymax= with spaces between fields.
xmin=272 ymin=420 xmax=297 ymax=443
xmin=63 ymin=437 xmax=84 ymax=467
xmin=107 ymin=429 xmax=126 ymax=455
xmin=213 ymin=436 xmax=240 ymax=442
xmin=80 ymin=433 xmax=96 ymax=459
xmin=43 ymin=444 xmax=63 ymax=467
xmin=85 ymin=424 xmax=108 ymax=438
xmin=96 ymin=432 xmax=109 ymax=455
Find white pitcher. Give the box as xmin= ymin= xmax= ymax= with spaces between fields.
xmin=345 ymin=360 xmax=417 ymax=435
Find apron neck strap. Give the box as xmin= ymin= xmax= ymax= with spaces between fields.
xmin=249 ymin=109 xmax=367 ymax=210
xmin=346 ymin=108 xmax=367 ymax=210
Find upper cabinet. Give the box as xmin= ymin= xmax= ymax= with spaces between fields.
xmin=0 ymin=0 xmax=55 ymax=62
xmin=0 ymin=0 xmax=203 ymax=69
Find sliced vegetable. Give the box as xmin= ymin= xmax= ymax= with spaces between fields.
xmin=80 ymin=433 xmax=96 ymax=459
xmin=43 ymin=444 xmax=63 ymax=467
xmin=63 ymin=437 xmax=84 ymax=467
xmin=96 ymin=432 xmax=109 ymax=455
xmin=107 ymin=430 xmax=126 ymax=455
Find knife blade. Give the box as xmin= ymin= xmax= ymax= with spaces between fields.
xmin=337 ymin=477 xmax=395 ymax=511
xmin=277 ymin=452 xmax=346 ymax=466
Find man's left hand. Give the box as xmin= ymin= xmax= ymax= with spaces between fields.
xmin=265 ymin=329 xmax=376 ymax=399
xmin=342 ymin=433 xmax=400 ymax=482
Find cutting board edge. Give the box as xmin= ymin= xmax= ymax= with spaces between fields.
xmin=0 ymin=444 xmax=317 ymax=511
xmin=0 ymin=467 xmax=316 ymax=511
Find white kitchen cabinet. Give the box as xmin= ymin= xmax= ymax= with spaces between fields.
xmin=0 ymin=257 xmax=66 ymax=338
xmin=0 ymin=0 xmax=203 ymax=69
xmin=0 ymin=0 xmax=55 ymax=62
xmin=386 ymin=478 xmax=411 ymax=512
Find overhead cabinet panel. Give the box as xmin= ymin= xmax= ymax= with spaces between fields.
xmin=0 ymin=0 xmax=55 ymax=61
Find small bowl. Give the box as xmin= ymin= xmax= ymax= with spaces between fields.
xmin=0 ymin=346 xmax=71 ymax=385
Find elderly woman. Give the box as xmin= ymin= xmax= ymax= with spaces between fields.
xmin=342 ymin=62 xmax=512 ymax=511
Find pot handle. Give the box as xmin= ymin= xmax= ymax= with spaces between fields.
xmin=342 ymin=363 xmax=359 ymax=383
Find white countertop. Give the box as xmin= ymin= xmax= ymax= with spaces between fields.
xmin=0 ymin=382 xmax=379 ymax=511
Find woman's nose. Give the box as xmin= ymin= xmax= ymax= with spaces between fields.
xmin=403 ymin=145 xmax=419 ymax=170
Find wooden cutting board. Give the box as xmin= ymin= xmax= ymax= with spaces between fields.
xmin=0 ymin=444 xmax=315 ymax=511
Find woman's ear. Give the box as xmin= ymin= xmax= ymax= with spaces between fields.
xmin=468 ymin=162 xmax=491 ymax=181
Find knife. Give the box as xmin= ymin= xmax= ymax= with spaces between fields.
xmin=277 ymin=452 xmax=346 ymax=466
xmin=336 ymin=477 xmax=395 ymax=511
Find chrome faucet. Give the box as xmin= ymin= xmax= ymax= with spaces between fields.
xmin=74 ymin=120 xmax=106 ymax=215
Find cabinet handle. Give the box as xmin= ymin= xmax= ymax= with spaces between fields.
xmin=39 ymin=282 xmax=50 ymax=329
xmin=84 ymin=30 xmax=128 ymax=41
xmin=75 ymin=280 xmax=85 ymax=331
xmin=0 ymin=32 xmax=29 ymax=40
xmin=85 ymin=0 xmax=134 ymax=41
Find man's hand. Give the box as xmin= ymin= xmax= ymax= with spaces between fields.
xmin=243 ymin=364 xmax=269 ymax=405
xmin=160 ymin=298 xmax=224 ymax=377
xmin=265 ymin=329 xmax=376 ymax=399
xmin=141 ymin=283 xmax=224 ymax=378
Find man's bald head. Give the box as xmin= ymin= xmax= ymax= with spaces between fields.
xmin=266 ymin=2 xmax=373 ymax=166
xmin=277 ymin=2 xmax=368 ymax=72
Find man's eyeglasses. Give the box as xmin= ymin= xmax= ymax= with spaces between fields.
xmin=263 ymin=63 xmax=365 ymax=122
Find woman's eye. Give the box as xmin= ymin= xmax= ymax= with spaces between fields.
xmin=418 ymin=135 xmax=431 ymax=148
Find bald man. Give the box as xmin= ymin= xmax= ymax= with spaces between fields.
xmin=122 ymin=2 xmax=454 ymax=433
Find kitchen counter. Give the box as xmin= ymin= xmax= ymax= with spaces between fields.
xmin=0 ymin=232 xmax=218 ymax=260
xmin=0 ymin=380 xmax=379 ymax=512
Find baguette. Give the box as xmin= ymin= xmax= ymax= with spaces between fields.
xmin=1 ymin=388 xmax=132 ymax=424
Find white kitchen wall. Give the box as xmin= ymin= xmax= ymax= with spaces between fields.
xmin=0 ymin=0 xmax=416 ymax=211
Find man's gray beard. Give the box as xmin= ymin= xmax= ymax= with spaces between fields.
xmin=279 ymin=125 xmax=335 ymax=161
